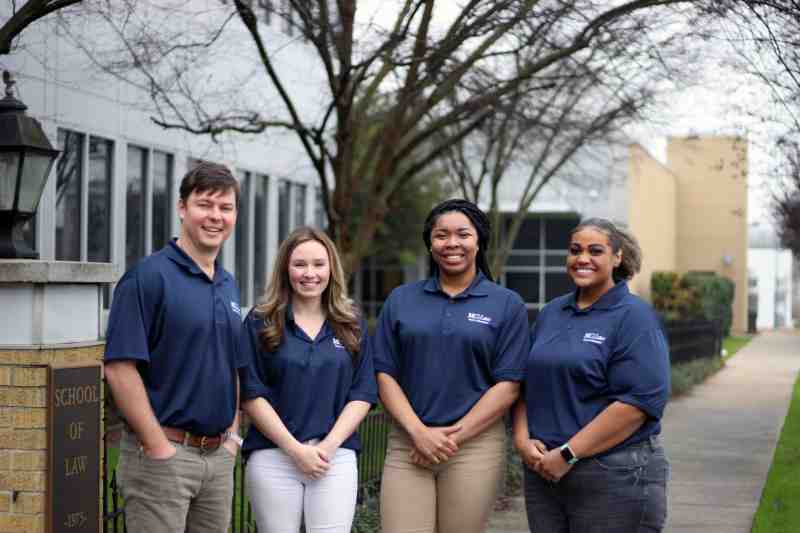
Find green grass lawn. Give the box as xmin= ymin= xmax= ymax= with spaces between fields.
xmin=752 ymin=375 xmax=800 ymax=532
xmin=723 ymin=335 xmax=753 ymax=360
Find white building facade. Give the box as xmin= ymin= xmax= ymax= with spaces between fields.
xmin=748 ymin=225 xmax=794 ymax=330
xmin=2 ymin=2 xmax=330 ymax=309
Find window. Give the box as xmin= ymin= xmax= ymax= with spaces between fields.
xmin=236 ymin=172 xmax=252 ymax=307
xmin=314 ymin=187 xmax=327 ymax=229
xmin=359 ymin=257 xmax=405 ymax=320
xmin=254 ymin=175 xmax=270 ymax=302
xmin=545 ymin=272 xmax=574 ymax=301
xmin=55 ymin=130 xmax=84 ymax=261
xmin=88 ymin=137 xmax=113 ymax=262
xmin=125 ymin=147 xmax=175 ymax=268
xmin=152 ymin=151 xmax=174 ymax=251
xmin=293 ymin=183 xmax=306 ymax=227
xmin=236 ymin=171 xmax=270 ymax=308
xmin=54 ymin=130 xmax=115 ymax=264
xmin=126 ymin=146 xmax=147 ymax=270
xmin=506 ymin=273 xmax=540 ymax=303
xmin=278 ymin=180 xmax=290 ymax=242
xmin=502 ymin=214 xmax=579 ymax=318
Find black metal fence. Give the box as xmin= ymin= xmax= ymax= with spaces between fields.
xmin=102 ymin=406 xmax=391 ymax=533
xmin=663 ymin=318 xmax=723 ymax=365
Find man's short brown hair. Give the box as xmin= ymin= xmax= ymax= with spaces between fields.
xmin=179 ymin=161 xmax=240 ymax=207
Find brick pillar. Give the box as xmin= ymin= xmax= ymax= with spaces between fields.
xmin=0 ymin=344 xmax=104 ymax=533
xmin=0 ymin=261 xmax=116 ymax=533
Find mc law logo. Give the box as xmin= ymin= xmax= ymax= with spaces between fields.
xmin=582 ymin=332 xmax=606 ymax=345
xmin=467 ymin=312 xmax=493 ymax=325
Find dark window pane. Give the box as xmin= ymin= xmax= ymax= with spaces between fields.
xmin=545 ymin=272 xmax=574 ymax=301
xmin=315 ymin=187 xmax=326 ymax=229
xmin=546 ymin=253 xmax=568 ymax=267
xmin=360 ymin=263 xmax=373 ymax=302
xmin=20 ymin=217 xmax=35 ymax=253
xmin=88 ymin=137 xmax=113 ymax=263
xmin=507 ymin=253 xmax=540 ymax=267
xmin=378 ymin=269 xmax=404 ymax=300
xmin=254 ymin=175 xmax=269 ymax=303
xmin=126 ymin=146 xmax=146 ymax=270
xmin=152 ymin=151 xmax=173 ymax=251
xmin=505 ymin=272 xmax=540 ymax=304
xmin=527 ymin=308 xmax=539 ymax=325
xmin=55 ymin=130 xmax=84 ymax=261
xmin=544 ymin=217 xmax=579 ymax=250
xmin=236 ymin=173 xmax=252 ymax=307
xmin=511 ymin=218 xmax=540 ymax=249
xmin=294 ymin=184 xmax=306 ymax=227
xmin=278 ymin=180 xmax=290 ymax=242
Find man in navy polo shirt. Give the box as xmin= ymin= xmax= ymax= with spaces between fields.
xmin=104 ymin=162 xmax=245 ymax=533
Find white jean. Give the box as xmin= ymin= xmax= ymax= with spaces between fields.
xmin=244 ymin=443 xmax=358 ymax=533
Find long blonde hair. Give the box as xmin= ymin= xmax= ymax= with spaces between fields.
xmin=255 ymin=226 xmax=362 ymax=358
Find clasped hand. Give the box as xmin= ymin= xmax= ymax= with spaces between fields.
xmin=517 ymin=439 xmax=572 ymax=483
xmin=289 ymin=442 xmax=333 ymax=479
xmin=409 ymin=424 xmax=462 ymax=466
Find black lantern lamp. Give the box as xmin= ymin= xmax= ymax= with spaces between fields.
xmin=0 ymin=70 xmax=59 ymax=259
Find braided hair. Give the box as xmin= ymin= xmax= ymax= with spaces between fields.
xmin=570 ymin=218 xmax=642 ymax=282
xmin=422 ymin=199 xmax=494 ymax=281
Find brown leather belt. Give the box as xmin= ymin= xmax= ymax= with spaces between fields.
xmin=163 ymin=427 xmax=223 ymax=451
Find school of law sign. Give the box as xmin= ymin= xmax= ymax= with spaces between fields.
xmin=48 ymin=364 xmax=101 ymax=533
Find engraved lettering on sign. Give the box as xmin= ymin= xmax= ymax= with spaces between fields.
xmin=68 ymin=421 xmax=85 ymax=440
xmin=64 ymin=511 xmax=88 ymax=528
xmin=50 ymin=365 xmax=101 ymax=533
xmin=54 ymin=385 xmax=100 ymax=407
xmin=64 ymin=455 xmax=87 ymax=477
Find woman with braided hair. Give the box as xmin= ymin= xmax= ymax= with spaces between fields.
xmin=513 ymin=217 xmax=671 ymax=533
xmin=373 ymin=199 xmax=531 ymax=533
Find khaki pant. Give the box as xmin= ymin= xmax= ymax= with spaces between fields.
xmin=117 ymin=430 xmax=236 ymax=533
xmin=380 ymin=420 xmax=505 ymax=533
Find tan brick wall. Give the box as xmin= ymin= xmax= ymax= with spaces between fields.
xmin=0 ymin=343 xmax=103 ymax=532
xmin=627 ymin=144 xmax=679 ymax=299
xmin=667 ymin=136 xmax=749 ymax=334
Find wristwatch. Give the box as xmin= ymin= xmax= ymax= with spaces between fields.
xmin=559 ymin=443 xmax=579 ymax=465
xmin=225 ymin=431 xmax=244 ymax=447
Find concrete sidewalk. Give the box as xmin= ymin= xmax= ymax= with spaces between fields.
xmin=486 ymin=330 xmax=800 ymax=533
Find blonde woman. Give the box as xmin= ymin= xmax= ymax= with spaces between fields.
xmin=239 ymin=226 xmax=377 ymax=533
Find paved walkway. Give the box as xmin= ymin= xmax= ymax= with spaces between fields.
xmin=486 ymin=330 xmax=800 ymax=533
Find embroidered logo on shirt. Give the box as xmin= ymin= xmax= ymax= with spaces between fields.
xmin=467 ymin=312 xmax=493 ymax=325
xmin=583 ymin=332 xmax=606 ymax=345
xmin=332 ymin=338 xmax=345 ymax=349
xmin=230 ymin=302 xmax=242 ymax=317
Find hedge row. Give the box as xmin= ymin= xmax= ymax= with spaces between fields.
xmin=652 ymin=271 xmax=735 ymax=336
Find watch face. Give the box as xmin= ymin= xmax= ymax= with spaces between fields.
xmin=560 ymin=444 xmax=576 ymax=464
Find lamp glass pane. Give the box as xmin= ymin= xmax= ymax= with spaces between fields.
xmin=17 ymin=152 xmax=55 ymax=213
xmin=0 ymin=152 xmax=20 ymax=211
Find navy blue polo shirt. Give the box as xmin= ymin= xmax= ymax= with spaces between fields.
xmin=104 ymin=240 xmax=244 ymax=437
xmin=373 ymin=272 xmax=530 ymax=426
xmin=525 ymin=282 xmax=670 ymax=454
xmin=239 ymin=308 xmax=377 ymax=456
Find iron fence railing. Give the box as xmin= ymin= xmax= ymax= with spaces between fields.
xmin=101 ymin=405 xmax=392 ymax=533
xmin=663 ymin=318 xmax=723 ymax=365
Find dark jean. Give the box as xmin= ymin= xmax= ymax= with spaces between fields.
xmin=524 ymin=435 xmax=670 ymax=533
